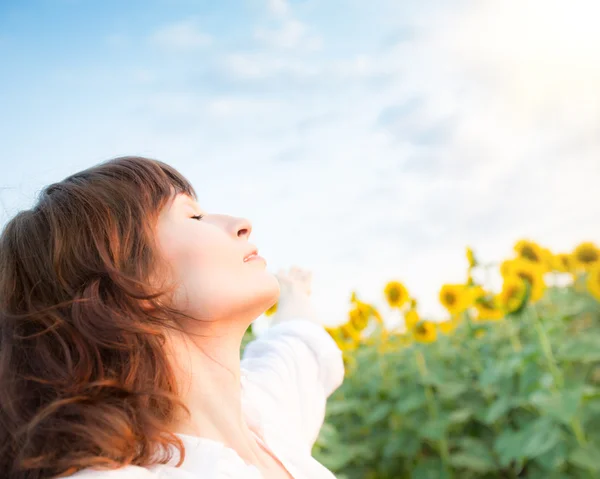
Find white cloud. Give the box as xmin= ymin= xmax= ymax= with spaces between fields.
xmin=267 ymin=0 xmax=290 ymax=16
xmin=150 ymin=20 xmax=212 ymax=50
xmin=255 ymin=19 xmax=322 ymax=50
xmin=223 ymin=52 xmax=320 ymax=79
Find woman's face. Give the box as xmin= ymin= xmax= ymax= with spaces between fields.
xmin=154 ymin=192 xmax=280 ymax=326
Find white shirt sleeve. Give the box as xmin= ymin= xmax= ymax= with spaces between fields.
xmin=240 ymin=318 xmax=345 ymax=452
xmin=62 ymin=464 xmax=199 ymax=479
xmin=62 ymin=465 xmax=159 ymax=478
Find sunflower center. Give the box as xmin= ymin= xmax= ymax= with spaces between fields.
xmin=521 ymin=246 xmax=540 ymax=262
xmin=389 ymin=288 xmax=401 ymax=302
xmin=444 ymin=292 xmax=456 ymax=305
xmin=578 ymin=249 xmax=599 ymax=263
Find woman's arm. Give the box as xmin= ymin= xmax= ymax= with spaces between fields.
xmin=240 ymin=267 xmax=345 ymax=452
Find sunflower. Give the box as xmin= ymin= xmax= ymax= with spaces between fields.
xmin=438 ymin=318 xmax=457 ymax=335
xmin=413 ymin=320 xmax=437 ymax=343
xmin=501 ymin=258 xmax=546 ymax=302
xmin=264 ymin=301 xmax=278 ymax=317
xmin=514 ymin=239 xmax=548 ymax=269
xmin=348 ymin=302 xmax=372 ymax=331
xmin=384 ymin=281 xmax=409 ymax=309
xmin=499 ymin=276 xmax=528 ymax=314
xmin=439 ymin=284 xmax=470 ymax=315
xmin=404 ymin=309 xmax=419 ymax=330
xmin=587 ymin=265 xmax=600 ymax=301
xmin=572 ymin=242 xmax=600 ymax=271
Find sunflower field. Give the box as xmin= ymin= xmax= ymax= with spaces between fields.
xmin=247 ymin=240 xmax=600 ymax=478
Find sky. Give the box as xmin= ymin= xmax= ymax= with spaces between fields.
xmin=1 ymin=0 xmax=599 ymax=330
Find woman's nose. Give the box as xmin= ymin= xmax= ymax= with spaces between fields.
xmin=235 ymin=216 xmax=253 ymax=239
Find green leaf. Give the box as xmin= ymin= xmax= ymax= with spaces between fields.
xmin=494 ymin=427 xmax=524 ymax=466
xmin=530 ymin=389 xmax=583 ymax=425
xmin=320 ymin=449 xmax=354 ymax=470
xmin=494 ymin=418 xmax=562 ymax=465
xmin=412 ymin=458 xmax=448 ymax=479
xmin=557 ymin=334 xmax=600 ymax=363
xmin=365 ymin=402 xmax=392 ymax=423
xmin=483 ymin=396 xmax=513 ymax=424
xmin=450 ymin=437 xmax=497 ymax=472
xmin=419 ymin=419 xmax=448 ymax=441
xmin=382 ymin=431 xmax=421 ymax=459
xmin=449 ymin=452 xmax=495 ymax=473
xmin=326 ymin=399 xmax=363 ymax=415
xmin=521 ymin=418 xmax=563 ymax=459
xmin=534 ymin=439 xmax=568 ymax=471
xmin=395 ymin=392 xmax=427 ymax=414
xmin=447 ymin=408 xmax=472 ymax=425
xmin=438 ymin=381 xmax=468 ymax=400
xmin=568 ymin=445 xmax=600 ymax=472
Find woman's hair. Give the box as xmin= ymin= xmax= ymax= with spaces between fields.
xmin=0 ymin=156 xmax=201 ymax=478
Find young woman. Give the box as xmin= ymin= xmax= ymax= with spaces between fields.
xmin=0 ymin=156 xmax=344 ymax=479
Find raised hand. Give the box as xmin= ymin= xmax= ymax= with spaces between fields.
xmin=271 ymin=266 xmax=319 ymax=326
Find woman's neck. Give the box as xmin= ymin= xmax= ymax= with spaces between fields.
xmin=164 ymin=320 xmax=261 ymax=462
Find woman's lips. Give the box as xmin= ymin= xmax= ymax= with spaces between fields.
xmin=244 ymin=254 xmax=266 ymax=264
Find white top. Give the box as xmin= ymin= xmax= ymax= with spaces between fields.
xmin=64 ymin=318 xmax=345 ymax=479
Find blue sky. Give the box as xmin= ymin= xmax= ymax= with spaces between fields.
xmin=1 ymin=0 xmax=599 ymax=328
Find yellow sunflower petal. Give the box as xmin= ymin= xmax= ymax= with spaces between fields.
xmin=404 ymin=309 xmax=419 ymax=330
xmin=466 ymin=246 xmax=478 ymax=268
xmin=264 ymin=301 xmax=278 ymax=317
xmin=586 ymin=265 xmax=600 ymax=301
xmin=438 ymin=318 xmax=457 ymax=335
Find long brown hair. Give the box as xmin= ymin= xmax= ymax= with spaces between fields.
xmin=0 ymin=156 xmax=201 ymax=478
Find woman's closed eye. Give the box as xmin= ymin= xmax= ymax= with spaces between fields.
xmin=191 ymin=214 xmax=204 ymax=221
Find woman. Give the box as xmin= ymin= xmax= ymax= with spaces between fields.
xmin=0 ymin=156 xmax=345 ymax=479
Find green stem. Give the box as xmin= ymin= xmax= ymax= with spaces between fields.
xmin=504 ymin=319 xmax=522 ymax=353
xmin=529 ymin=306 xmax=588 ymax=447
xmin=529 ymin=306 xmax=562 ymax=389
xmin=414 ymin=348 xmax=453 ymax=478
xmin=571 ymin=417 xmax=587 ymax=446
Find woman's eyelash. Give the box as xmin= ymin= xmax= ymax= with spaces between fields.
xmin=191 ymin=214 xmax=204 ymax=221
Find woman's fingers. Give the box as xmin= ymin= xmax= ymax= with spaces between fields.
xmin=274 ymin=267 xmax=310 ymax=294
